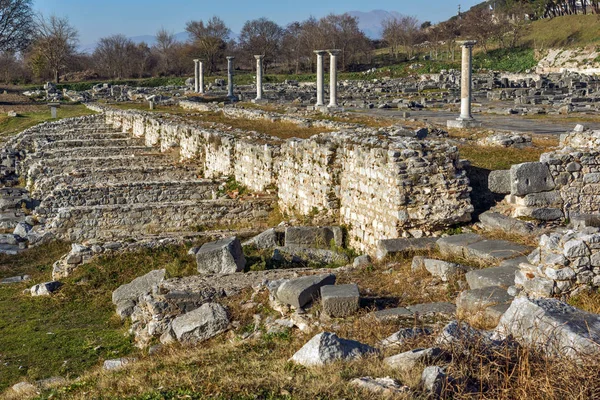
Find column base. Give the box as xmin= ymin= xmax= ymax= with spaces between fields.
xmin=447 ymin=118 xmax=482 ymax=129
xmin=251 ymin=98 xmax=268 ymax=104
xmin=227 ymin=95 xmax=239 ymax=103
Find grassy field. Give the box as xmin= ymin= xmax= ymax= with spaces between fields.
xmin=0 ymin=242 xmax=203 ymax=393
xmin=523 ymin=14 xmax=600 ymax=49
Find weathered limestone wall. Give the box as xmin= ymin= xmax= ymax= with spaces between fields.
xmin=340 ymin=140 xmax=471 ymax=251
xmin=88 ymin=104 xmax=473 ymax=253
xmin=48 ymin=198 xmax=273 ymax=242
xmin=277 ymin=139 xmax=339 ymax=216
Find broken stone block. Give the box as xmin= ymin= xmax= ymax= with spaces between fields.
xmin=496 ymin=297 xmax=600 ymax=359
xmin=488 ymin=170 xmax=511 ymax=194
xmin=30 ymin=281 xmax=62 ymax=296
xmin=112 ymin=269 xmax=165 ymax=317
xmin=384 ymin=347 xmax=448 ymax=371
xmin=103 ymin=358 xmax=137 ymax=371
xmin=1 ymin=275 xmax=31 ymax=284
xmin=11 ymin=382 xmax=37 ymax=396
xmin=465 ymin=264 xmax=519 ymax=289
xmin=376 ymin=237 xmax=437 ymax=260
xmin=372 ymin=307 xmax=413 ymax=321
xmin=407 ymin=302 xmax=456 ymax=316
xmin=196 ymin=237 xmax=245 ymax=274
xmin=423 ymin=258 xmax=471 ymax=281
xmin=290 ymin=332 xmax=377 ymax=366
xmin=421 ymin=366 xmax=450 ymax=397
xmin=465 ymin=239 xmax=530 ymax=262
xmin=456 ymin=287 xmax=512 ymax=326
xmin=284 ymin=226 xmax=343 ymax=249
xmin=321 ymin=284 xmax=360 ymax=317
xmin=478 ymin=211 xmax=534 ymax=236
xmin=436 ymin=234 xmax=483 ymax=258
xmin=13 ymin=222 xmax=32 ymax=238
xmin=171 ymin=302 xmax=229 ymax=344
xmin=276 ymin=274 xmax=336 ymax=309
xmin=380 ymin=327 xmax=432 ymax=347
xmin=242 ymin=228 xmax=279 ymax=249
xmin=353 ymin=254 xmax=371 ymax=267
xmin=350 ymin=376 xmax=410 ymax=396
xmin=510 ymin=162 xmax=555 ymax=196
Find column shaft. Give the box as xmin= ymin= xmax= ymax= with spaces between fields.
xmin=193 ymin=59 xmax=200 ymax=93
xmin=328 ymin=50 xmax=340 ymax=108
xmin=199 ymin=61 xmax=205 ymax=94
xmin=314 ymin=51 xmax=325 ymax=106
xmin=227 ymin=57 xmax=234 ymax=99
xmin=460 ymin=44 xmax=474 ymax=120
xmin=255 ymin=55 xmax=264 ymax=100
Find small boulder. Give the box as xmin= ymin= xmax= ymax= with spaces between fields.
xmin=171 ymin=302 xmax=229 ymax=344
xmin=290 ymin=332 xmax=377 ymax=366
xmin=380 ymin=327 xmax=432 ymax=348
xmin=284 ymin=226 xmax=343 ymax=249
xmin=423 ymin=258 xmax=471 ymax=282
xmin=112 ymin=269 xmax=165 ymax=318
xmin=103 ymin=358 xmax=136 ymax=371
xmin=242 ymin=228 xmax=279 ymax=249
xmin=196 ymin=237 xmax=245 ymax=274
xmin=421 ymin=366 xmax=450 ymax=397
xmin=13 ymin=222 xmax=32 ymax=238
xmin=30 ymin=281 xmax=62 ymax=296
xmin=11 ymin=381 xmax=37 ymax=396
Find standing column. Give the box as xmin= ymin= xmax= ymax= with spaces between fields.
xmin=198 ymin=60 xmax=205 ymax=94
xmin=254 ymin=55 xmax=264 ymax=101
xmin=193 ymin=59 xmax=200 ymax=93
xmin=226 ymin=56 xmax=235 ymax=100
xmin=327 ymin=49 xmax=341 ymax=108
xmin=459 ymin=40 xmax=476 ymax=120
xmin=314 ymin=50 xmax=326 ymax=107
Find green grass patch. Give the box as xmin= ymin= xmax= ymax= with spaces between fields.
xmin=0 ymin=104 xmax=96 ymax=139
xmin=0 ymin=242 xmax=199 ymax=392
xmin=473 ymin=47 xmax=537 ymax=73
xmin=523 ymin=14 xmax=600 ymax=48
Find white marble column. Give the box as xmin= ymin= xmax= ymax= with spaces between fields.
xmin=327 ymin=49 xmax=341 ymax=108
xmin=314 ymin=50 xmax=326 ymax=106
xmin=459 ymin=41 xmax=476 ymax=120
xmin=447 ymin=40 xmax=481 ymax=128
xmin=226 ymin=56 xmax=235 ymax=100
xmin=254 ymin=55 xmax=264 ymax=100
xmin=198 ymin=60 xmax=205 ymax=94
xmin=193 ymin=59 xmax=200 ymax=93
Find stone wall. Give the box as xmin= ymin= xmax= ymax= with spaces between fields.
xmin=88 ymin=104 xmax=473 ymax=253
xmin=497 ymin=126 xmax=600 ymax=223
xmin=517 ymin=229 xmax=600 ymax=298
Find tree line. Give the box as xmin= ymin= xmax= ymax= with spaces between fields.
xmin=0 ymin=0 xmax=573 ymax=84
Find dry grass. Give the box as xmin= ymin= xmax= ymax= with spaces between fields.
xmin=568 ymin=290 xmax=600 ymax=314
xmin=457 ymin=134 xmax=559 ymax=171
xmin=112 ymin=103 xmax=332 ymax=139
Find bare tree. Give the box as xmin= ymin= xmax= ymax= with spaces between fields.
xmin=94 ymin=34 xmax=136 ymax=79
xmin=238 ymin=18 xmax=283 ymax=71
xmin=185 ymin=16 xmax=230 ymax=74
xmin=154 ymin=28 xmax=176 ymax=75
xmin=319 ymin=13 xmax=372 ymax=70
xmin=31 ymin=15 xmax=78 ymax=83
xmin=382 ymin=15 xmax=422 ymax=59
xmin=0 ymin=0 xmax=34 ymax=52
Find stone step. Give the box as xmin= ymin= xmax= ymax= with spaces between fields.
xmin=27 ymin=155 xmax=175 ymax=180
xmin=33 ymin=166 xmax=202 ymax=196
xmin=372 ymin=302 xmax=456 ymax=321
xmin=456 ymin=286 xmax=512 ymax=326
xmin=31 ymin=146 xmax=161 ymax=161
xmin=38 ymin=138 xmax=144 ymax=151
xmin=47 ymin=198 xmax=274 ymax=242
xmin=465 ymin=256 xmax=528 ymax=289
xmin=437 ymin=233 xmax=531 ymax=263
xmin=38 ymin=180 xmax=222 ymax=214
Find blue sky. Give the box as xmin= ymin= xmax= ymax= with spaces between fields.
xmin=34 ymin=0 xmax=483 ymax=45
